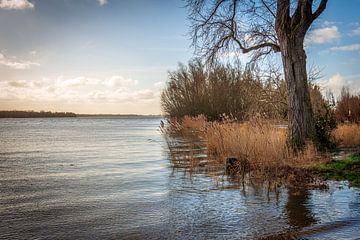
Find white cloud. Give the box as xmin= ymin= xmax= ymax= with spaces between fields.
xmin=0 ymin=75 xmax=158 ymax=104
xmin=105 ymin=76 xmax=138 ymax=87
xmin=306 ymin=26 xmax=340 ymax=45
xmin=0 ymin=52 xmax=39 ymax=69
xmin=97 ymin=0 xmax=107 ymax=6
xmin=322 ymin=21 xmax=337 ymax=26
xmin=0 ymin=0 xmax=34 ymax=9
xmin=133 ymin=89 xmax=155 ymax=100
xmin=219 ymin=50 xmax=251 ymax=64
xmin=351 ymin=27 xmax=360 ymax=36
xmin=57 ymin=76 xmax=100 ymax=87
xmin=7 ymin=80 xmax=29 ymax=88
xmin=318 ymin=73 xmax=360 ymax=98
xmin=87 ymin=90 xmax=107 ymax=101
xmin=330 ymin=44 xmax=360 ymax=52
xmin=154 ymin=81 xmax=165 ymax=88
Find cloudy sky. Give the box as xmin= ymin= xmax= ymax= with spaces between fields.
xmin=0 ymin=0 xmax=359 ymax=114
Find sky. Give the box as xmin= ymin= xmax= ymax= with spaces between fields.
xmin=0 ymin=0 xmax=359 ymax=114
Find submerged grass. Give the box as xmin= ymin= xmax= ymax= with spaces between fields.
xmin=162 ymin=116 xmax=360 ymax=188
xmin=314 ymin=153 xmax=360 ymax=187
xmin=205 ymin=118 xmax=324 ymax=186
xmin=162 ymin=116 xmax=329 ymax=188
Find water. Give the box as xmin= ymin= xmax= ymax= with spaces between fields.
xmin=0 ymin=118 xmax=359 ymax=239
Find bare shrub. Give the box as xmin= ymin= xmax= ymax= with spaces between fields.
xmin=161 ymin=59 xmax=288 ymax=121
xmin=335 ymin=87 xmax=360 ymax=123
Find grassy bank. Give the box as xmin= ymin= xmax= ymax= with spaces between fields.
xmin=163 ymin=116 xmax=360 ymax=187
xmin=314 ymin=153 xmax=360 ymax=187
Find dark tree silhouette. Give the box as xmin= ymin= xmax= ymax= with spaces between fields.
xmin=0 ymin=111 xmax=76 ymax=118
xmin=186 ymin=0 xmax=328 ymax=150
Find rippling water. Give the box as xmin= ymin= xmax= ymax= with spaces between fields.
xmin=0 ymin=118 xmax=359 ymax=239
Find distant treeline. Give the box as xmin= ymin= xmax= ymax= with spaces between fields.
xmin=77 ymin=114 xmax=161 ymax=118
xmin=0 ymin=111 xmax=77 ymax=118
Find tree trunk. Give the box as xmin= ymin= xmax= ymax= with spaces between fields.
xmin=280 ymin=37 xmax=314 ymax=150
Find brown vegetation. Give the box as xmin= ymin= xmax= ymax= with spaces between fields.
xmin=163 ymin=114 xmax=360 ymax=187
xmin=161 ymin=60 xmax=338 ymax=151
xmin=335 ymin=87 xmax=360 ymax=123
xmin=186 ymin=0 xmax=329 ymax=149
xmin=163 ymin=116 xmax=325 ymax=186
xmin=332 ymin=124 xmax=360 ymax=148
xmin=161 ymin=60 xmax=288 ymax=121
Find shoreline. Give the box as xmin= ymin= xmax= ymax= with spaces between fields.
xmin=0 ymin=110 xmax=162 ymax=119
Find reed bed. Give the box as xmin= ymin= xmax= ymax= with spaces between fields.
xmin=162 ymin=116 xmax=325 ymax=186
xmin=181 ymin=115 xmax=207 ymax=131
xmin=160 ymin=118 xmax=209 ymax=175
xmin=332 ymin=124 xmax=360 ymax=148
xmin=205 ymin=118 xmax=321 ymax=184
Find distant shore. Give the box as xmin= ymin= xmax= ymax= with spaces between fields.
xmin=0 ymin=110 xmax=162 ymax=118
xmin=0 ymin=111 xmax=76 ymax=118
xmin=77 ymin=114 xmax=162 ymax=119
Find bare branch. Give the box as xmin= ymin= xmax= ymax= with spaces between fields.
xmin=233 ymin=38 xmax=280 ymax=53
xmin=261 ymin=0 xmax=276 ymax=18
xmin=187 ymin=0 xmax=325 ymax=64
xmin=290 ymin=0 xmax=304 ymax=29
xmin=302 ymin=0 xmax=328 ymax=32
xmin=312 ymin=0 xmax=328 ymax=21
xmin=201 ymin=0 xmax=227 ymax=27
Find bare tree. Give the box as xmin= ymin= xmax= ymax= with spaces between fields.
xmin=186 ymin=0 xmax=328 ymax=150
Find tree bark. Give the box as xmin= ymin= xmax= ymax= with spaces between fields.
xmin=280 ymin=36 xmax=314 ymax=150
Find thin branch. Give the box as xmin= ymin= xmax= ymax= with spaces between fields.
xmin=202 ymin=0 xmax=227 ymax=26
xmin=261 ymin=0 xmax=276 ymax=18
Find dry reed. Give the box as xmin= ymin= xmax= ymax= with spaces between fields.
xmin=332 ymin=124 xmax=360 ymax=148
xmin=165 ymin=115 xmax=324 ymax=186
xmin=181 ymin=115 xmax=207 ymax=131
xmin=205 ymin=118 xmax=321 ymax=182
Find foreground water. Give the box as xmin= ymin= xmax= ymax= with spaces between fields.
xmin=0 ymin=118 xmax=359 ymax=239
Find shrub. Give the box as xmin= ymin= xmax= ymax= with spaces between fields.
xmin=313 ymin=107 xmax=337 ymax=151
xmin=310 ymin=84 xmax=337 ymax=151
xmin=161 ymin=59 xmax=287 ymax=121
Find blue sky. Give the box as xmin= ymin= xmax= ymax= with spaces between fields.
xmin=0 ymin=0 xmax=359 ymax=114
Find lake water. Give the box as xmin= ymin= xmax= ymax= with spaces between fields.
xmin=0 ymin=118 xmax=359 ymax=239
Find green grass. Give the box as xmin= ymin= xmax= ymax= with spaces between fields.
xmin=315 ymin=153 xmax=360 ymax=187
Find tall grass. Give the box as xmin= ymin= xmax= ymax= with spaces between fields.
xmin=181 ymin=115 xmax=207 ymax=131
xmin=164 ymin=116 xmax=323 ymax=185
xmin=160 ymin=117 xmax=208 ymax=176
xmin=332 ymin=124 xmax=360 ymax=148
xmin=206 ymin=118 xmax=321 ymax=182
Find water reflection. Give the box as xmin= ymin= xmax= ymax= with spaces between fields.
xmin=286 ymin=188 xmax=316 ymax=229
xmin=0 ymin=118 xmax=359 ymax=239
xmin=165 ymin=128 xmax=360 ymax=239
